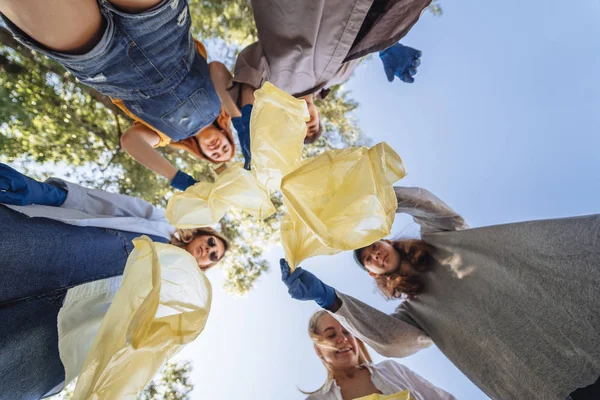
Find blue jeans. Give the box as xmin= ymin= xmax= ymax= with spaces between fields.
xmin=1 ymin=0 xmax=221 ymax=142
xmin=0 ymin=205 xmax=167 ymax=399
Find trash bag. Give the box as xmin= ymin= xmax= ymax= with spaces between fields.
xmin=72 ymin=236 xmax=212 ymax=399
xmin=165 ymin=163 xmax=276 ymax=228
xmin=281 ymin=142 xmax=406 ymax=269
xmin=280 ymin=204 xmax=339 ymax=270
xmin=354 ymin=390 xmax=413 ymax=400
xmin=250 ymin=82 xmax=310 ymax=190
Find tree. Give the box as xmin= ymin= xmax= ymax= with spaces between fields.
xmin=47 ymin=361 xmax=194 ymax=400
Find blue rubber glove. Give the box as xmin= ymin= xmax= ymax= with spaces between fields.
xmin=232 ymin=104 xmax=253 ymax=170
xmin=379 ymin=43 xmax=422 ymax=83
xmin=170 ymin=170 xmax=197 ymax=191
xmin=0 ymin=163 xmax=67 ymax=206
xmin=280 ymin=259 xmax=337 ymax=309
xmin=240 ymin=104 xmax=253 ymax=170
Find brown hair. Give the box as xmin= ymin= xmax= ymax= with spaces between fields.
xmin=169 ymin=227 xmax=230 ymax=268
xmin=301 ymin=310 xmax=373 ymax=395
xmin=357 ymin=239 xmax=433 ymax=299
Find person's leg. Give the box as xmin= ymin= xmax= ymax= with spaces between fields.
xmin=0 ymin=293 xmax=66 ymax=399
xmin=120 ymin=124 xmax=178 ymax=181
xmin=0 ymin=205 xmax=134 ymax=304
xmin=0 ymin=0 xmax=104 ymax=54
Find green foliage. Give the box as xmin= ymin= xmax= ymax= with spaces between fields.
xmin=47 ymin=361 xmax=193 ymax=400
xmin=428 ymin=0 xmax=444 ymax=16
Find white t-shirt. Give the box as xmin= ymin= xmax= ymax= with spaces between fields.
xmin=306 ymin=360 xmax=457 ymax=400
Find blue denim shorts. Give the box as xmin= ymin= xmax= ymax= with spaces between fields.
xmin=1 ymin=0 xmax=221 ymax=142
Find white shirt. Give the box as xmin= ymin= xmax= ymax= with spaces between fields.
xmin=306 ymin=360 xmax=457 ymax=400
xmin=5 ymin=178 xmax=174 ymax=239
xmin=4 ymin=179 xmax=174 ymax=397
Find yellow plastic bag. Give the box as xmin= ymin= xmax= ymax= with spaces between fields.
xmin=354 ymin=390 xmax=413 ymax=400
xmin=72 ymin=236 xmax=212 ymax=399
xmin=281 ymin=142 xmax=406 ymax=269
xmin=250 ymin=82 xmax=310 ymax=190
xmin=165 ymin=163 xmax=276 ymax=228
xmin=280 ymin=205 xmax=339 ymax=269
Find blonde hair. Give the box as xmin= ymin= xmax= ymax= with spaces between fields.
xmin=301 ymin=310 xmax=373 ymax=395
xmin=169 ymin=227 xmax=230 ymax=268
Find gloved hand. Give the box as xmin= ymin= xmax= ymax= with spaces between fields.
xmin=170 ymin=170 xmax=197 ymax=191
xmin=240 ymin=104 xmax=253 ymax=170
xmin=232 ymin=104 xmax=253 ymax=170
xmin=0 ymin=163 xmax=67 ymax=206
xmin=379 ymin=43 xmax=422 ymax=83
xmin=280 ymin=259 xmax=337 ymax=309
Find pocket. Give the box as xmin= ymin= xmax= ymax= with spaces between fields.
xmin=161 ymin=86 xmax=220 ymax=137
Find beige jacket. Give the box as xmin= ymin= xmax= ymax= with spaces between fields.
xmin=228 ymin=0 xmax=431 ymax=102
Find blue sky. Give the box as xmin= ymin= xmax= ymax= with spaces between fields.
xmin=178 ymin=0 xmax=600 ymax=398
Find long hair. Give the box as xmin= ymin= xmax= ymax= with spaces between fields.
xmin=359 ymin=239 xmax=433 ymax=299
xmin=300 ymin=310 xmax=373 ymax=395
xmin=169 ymin=227 xmax=230 ymax=267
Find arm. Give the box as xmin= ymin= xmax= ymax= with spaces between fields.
xmin=119 ymin=124 xmax=197 ymax=191
xmin=208 ymin=61 xmax=253 ymax=169
xmin=209 ymin=61 xmax=242 ymax=118
xmin=0 ymin=163 xmax=66 ymax=206
xmin=46 ymin=178 xmax=167 ymax=222
xmin=332 ymin=292 xmax=432 ymax=358
xmin=278 ymin=260 xmax=431 ymax=359
xmin=394 ymin=187 xmax=468 ymax=235
xmin=241 ymin=83 xmax=256 ymax=107
xmin=120 ymin=123 xmax=177 ymax=181
xmin=0 ymin=162 xmax=165 ymax=221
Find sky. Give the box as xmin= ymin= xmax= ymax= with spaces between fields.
xmin=180 ymin=0 xmax=600 ymax=399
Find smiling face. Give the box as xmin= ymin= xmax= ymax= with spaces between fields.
xmin=198 ymin=125 xmax=234 ymax=163
xmin=184 ymin=234 xmax=226 ymax=271
xmin=314 ymin=313 xmax=360 ymax=371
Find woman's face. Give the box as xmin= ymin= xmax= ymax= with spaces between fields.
xmin=315 ymin=314 xmax=360 ymax=371
xmin=198 ymin=126 xmax=233 ymax=163
xmin=184 ymin=235 xmax=226 ymax=271
xmin=359 ymin=240 xmax=400 ymax=276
